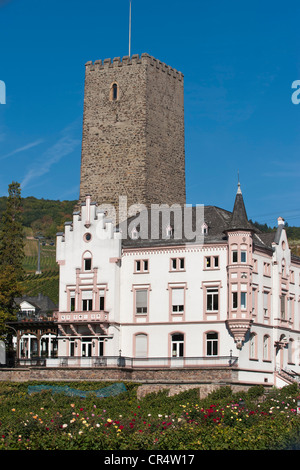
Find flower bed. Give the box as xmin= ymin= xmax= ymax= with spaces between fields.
xmin=0 ymin=381 xmax=300 ymax=450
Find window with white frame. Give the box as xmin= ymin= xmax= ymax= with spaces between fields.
xmin=84 ymin=254 xmax=92 ymax=271
xmin=206 ymin=287 xmax=219 ymax=312
xmin=232 ymin=291 xmax=238 ymax=309
xmin=205 ymin=256 xmax=219 ymax=269
xmin=135 ymin=289 xmax=148 ymax=315
xmin=241 ymin=292 xmax=247 ymax=309
xmin=171 ymin=257 xmax=185 ymax=271
xmin=206 ymin=332 xmax=218 ymax=356
xmin=82 ymin=290 xmax=93 ymax=311
xmin=241 ymin=250 xmax=247 ymax=263
xmin=232 ymin=291 xmax=247 ymax=309
xmin=171 ymin=288 xmax=184 ymax=313
xmin=135 ymin=259 xmax=149 ymax=273
xmin=70 ymin=291 xmax=75 ymax=312
xmin=99 ymin=289 xmax=105 ymax=311
xmin=171 ymin=333 xmax=184 ymax=357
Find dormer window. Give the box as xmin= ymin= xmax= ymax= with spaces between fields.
xmin=166 ymin=225 xmax=173 ymax=238
xmin=202 ymin=223 xmax=208 ymax=235
xmin=131 ymin=227 xmax=139 ymax=240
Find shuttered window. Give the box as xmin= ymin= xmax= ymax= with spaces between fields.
xmin=136 ymin=290 xmax=148 ymax=314
xmin=172 ymin=288 xmax=184 ymax=313
xmin=135 ymin=334 xmax=147 ymax=358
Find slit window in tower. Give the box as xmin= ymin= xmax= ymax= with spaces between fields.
xmin=112 ymin=83 xmax=118 ymax=101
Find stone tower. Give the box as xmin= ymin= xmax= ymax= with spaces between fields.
xmin=79 ymin=53 xmax=186 ymax=223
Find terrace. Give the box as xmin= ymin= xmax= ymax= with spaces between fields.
xmin=15 ymin=354 xmax=238 ymax=369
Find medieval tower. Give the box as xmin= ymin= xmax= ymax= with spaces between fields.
xmin=79 ymin=53 xmax=186 ymax=222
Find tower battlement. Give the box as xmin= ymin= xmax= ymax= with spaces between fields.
xmin=85 ymin=53 xmax=184 ymax=81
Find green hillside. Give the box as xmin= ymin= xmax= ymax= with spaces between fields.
xmin=0 ymin=196 xmax=77 ymax=240
xmin=8 ymin=197 xmax=77 ymax=305
xmin=0 ymin=197 xmax=298 ymax=306
xmin=20 ymin=229 xmax=59 ymax=304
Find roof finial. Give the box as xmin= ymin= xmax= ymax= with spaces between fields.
xmin=237 ymin=170 xmax=242 ymax=194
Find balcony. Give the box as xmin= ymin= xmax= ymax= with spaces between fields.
xmin=56 ymin=311 xmax=109 ymax=324
xmin=15 ymin=354 xmax=238 ymax=369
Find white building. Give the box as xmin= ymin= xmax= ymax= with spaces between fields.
xmin=55 ymin=186 xmax=300 ymax=388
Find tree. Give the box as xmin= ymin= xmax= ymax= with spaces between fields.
xmin=0 ymin=182 xmax=25 ymax=336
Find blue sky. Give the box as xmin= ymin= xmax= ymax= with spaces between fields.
xmin=0 ymin=0 xmax=300 ymax=227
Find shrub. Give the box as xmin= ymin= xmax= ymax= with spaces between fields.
xmin=1 ymin=381 xmax=300 ymax=450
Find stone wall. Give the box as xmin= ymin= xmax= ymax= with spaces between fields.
xmin=79 ymin=53 xmax=186 ymax=223
xmin=0 ymin=366 xmax=260 ymax=398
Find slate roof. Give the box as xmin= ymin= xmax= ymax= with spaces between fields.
xmin=15 ymin=293 xmax=57 ymax=315
xmin=226 ymin=183 xmax=255 ymax=232
xmin=117 ymin=184 xmax=281 ymax=252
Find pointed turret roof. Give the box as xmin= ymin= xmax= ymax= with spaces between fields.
xmin=226 ymin=182 xmax=254 ymax=232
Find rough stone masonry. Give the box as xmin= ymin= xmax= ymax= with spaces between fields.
xmin=79 ymin=53 xmax=186 ymax=223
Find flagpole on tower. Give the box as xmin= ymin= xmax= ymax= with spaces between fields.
xmin=129 ymin=0 xmax=132 ymax=57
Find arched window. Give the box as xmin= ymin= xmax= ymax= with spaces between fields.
xmin=206 ymin=331 xmax=218 ymax=356
xmin=135 ymin=334 xmax=148 ymax=358
xmin=110 ymin=82 xmax=119 ymax=101
xmin=201 ymin=223 xmax=208 ymax=235
xmin=83 ymin=251 xmax=92 ymax=271
xmin=171 ymin=333 xmax=184 ymax=357
xmin=131 ymin=227 xmax=139 ymax=240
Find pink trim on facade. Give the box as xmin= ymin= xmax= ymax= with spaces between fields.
xmin=169 ymin=256 xmax=185 ymax=272
xmin=203 ymin=329 xmax=219 ymax=357
xmin=134 ymin=258 xmax=149 ymax=274
xmin=201 ymin=280 xmax=222 ymax=321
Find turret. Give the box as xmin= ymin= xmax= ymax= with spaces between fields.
xmin=225 ymin=182 xmax=255 ymax=349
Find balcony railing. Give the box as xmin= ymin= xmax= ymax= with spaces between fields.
xmin=15 ymin=355 xmax=238 ymax=369
xmin=56 ymin=311 xmax=109 ymax=323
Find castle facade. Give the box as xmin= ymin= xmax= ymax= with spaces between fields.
xmin=14 ymin=53 xmax=300 ymax=389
